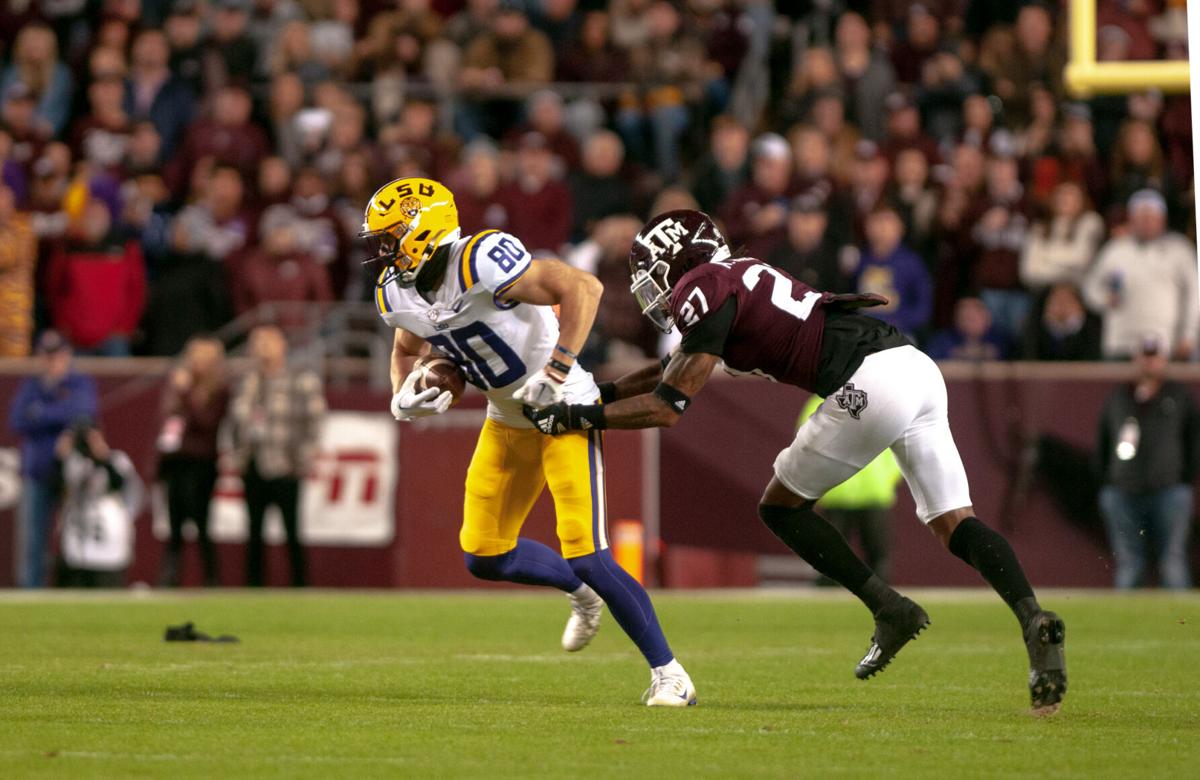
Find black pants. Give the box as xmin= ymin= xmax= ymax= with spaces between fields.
xmin=243 ymin=462 xmax=307 ymax=587
xmin=820 ymin=507 xmax=893 ymax=584
xmin=160 ymin=457 xmax=219 ymax=586
xmin=58 ymin=564 xmax=125 ymax=588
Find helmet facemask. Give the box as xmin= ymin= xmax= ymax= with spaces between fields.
xmin=362 ymin=206 xmax=425 ymax=288
xmin=630 ymin=258 xmax=675 ymax=334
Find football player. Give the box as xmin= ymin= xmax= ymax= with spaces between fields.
xmin=524 ymin=210 xmax=1067 ymax=715
xmin=365 ymin=178 xmax=695 ymax=706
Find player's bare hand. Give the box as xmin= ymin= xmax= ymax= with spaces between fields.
xmin=391 ymin=372 xmax=452 ymax=421
xmin=512 ymin=368 xmax=566 ymax=409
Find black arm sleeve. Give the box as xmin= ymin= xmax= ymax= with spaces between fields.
xmin=679 ymin=296 xmax=736 ymax=356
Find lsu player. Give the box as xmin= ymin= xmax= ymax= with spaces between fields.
xmin=363 ymin=177 xmax=695 ymax=706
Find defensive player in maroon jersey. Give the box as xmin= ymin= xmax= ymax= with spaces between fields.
xmin=523 ymin=210 xmax=1068 ymax=715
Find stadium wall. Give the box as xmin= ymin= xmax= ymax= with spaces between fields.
xmin=2 ymin=363 xmax=1197 ymax=588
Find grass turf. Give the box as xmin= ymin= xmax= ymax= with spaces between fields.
xmin=1 ymin=590 xmax=1197 ymax=779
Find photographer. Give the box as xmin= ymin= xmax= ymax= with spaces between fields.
xmin=53 ymin=421 xmax=143 ymax=588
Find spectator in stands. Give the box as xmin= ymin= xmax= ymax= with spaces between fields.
xmin=453 ymin=140 xmax=508 ymax=233
xmin=569 ymin=130 xmax=633 ymax=242
xmin=506 ymin=90 xmax=581 ymax=172
xmin=617 ymin=0 xmax=705 ymax=181
xmin=45 ymin=199 xmax=146 ymax=357
xmin=1109 ymin=119 xmax=1171 ymax=208
xmin=807 ymin=89 xmax=860 ymax=188
xmin=833 ymin=11 xmax=895 ymax=142
xmin=768 ymin=190 xmax=854 ymax=294
xmin=557 ymin=9 xmax=626 ymax=83
xmin=1020 ymin=181 xmax=1105 ymax=291
xmin=981 ymin=2 xmax=1065 ymax=125
xmin=1083 ymin=189 xmax=1198 ymax=360
xmin=69 ymin=74 xmax=131 ymax=176
xmin=124 ymin=29 xmax=195 ymax=160
xmin=576 ymin=214 xmax=658 ymax=372
xmin=167 ymin=84 xmax=270 ymax=198
xmin=689 ymin=115 xmax=749 ymax=215
xmin=1020 ymin=283 xmax=1102 ymax=361
xmin=499 ymin=131 xmax=573 ymax=255
xmin=53 ymin=419 xmax=142 ymax=588
xmin=0 ymin=183 xmax=35 ymax=357
xmin=233 ymin=210 xmax=333 ymax=323
xmin=164 ymin=1 xmax=204 ymax=95
xmin=206 ymin=0 xmax=259 ymax=89
xmin=880 ymin=91 xmax=937 ymax=168
xmin=926 ymin=296 xmax=1009 ymax=361
xmin=171 ymin=163 xmax=253 ymax=263
xmin=7 ymin=331 xmax=97 ymax=588
xmin=1097 ymin=335 xmax=1198 ymax=589
xmin=1058 ymin=103 xmax=1109 ymax=210
xmin=719 ymin=132 xmax=794 ymax=261
xmin=230 ymin=325 xmax=326 ymax=587
xmin=847 ymin=139 xmax=890 ymax=240
xmin=157 ymin=335 xmax=230 ymax=588
xmin=0 ymin=24 xmax=73 ymax=137
xmin=855 ymin=202 xmax=931 ymax=340
xmin=892 ymin=147 xmax=938 ymax=258
xmin=970 ymin=140 xmax=1032 ymax=340
xmin=2 ymin=84 xmax=48 ymax=167
xmin=458 ymin=2 xmax=554 ymax=138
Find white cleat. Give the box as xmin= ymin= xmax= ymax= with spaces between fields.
xmin=562 ymin=584 xmax=603 ymax=652
xmin=643 ymin=660 xmax=697 ymax=707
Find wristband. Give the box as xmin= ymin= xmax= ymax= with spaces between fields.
xmin=554 ymin=344 xmax=579 ymax=360
xmin=570 ymin=404 xmax=607 ymax=430
xmin=653 ymin=382 xmax=692 ymax=414
xmin=597 ymin=381 xmax=617 ymax=404
xmin=547 ymin=358 xmax=572 ymax=378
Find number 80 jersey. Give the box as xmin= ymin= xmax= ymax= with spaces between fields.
xmin=376 ymin=229 xmax=599 ymax=428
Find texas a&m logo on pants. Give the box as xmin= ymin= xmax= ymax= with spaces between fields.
xmin=834 ymin=383 xmax=869 ymax=420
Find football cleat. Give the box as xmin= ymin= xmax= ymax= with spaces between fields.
xmin=1025 ymin=610 xmax=1067 ymax=716
xmin=855 ymin=596 xmax=930 ymax=680
xmin=561 ymin=585 xmax=603 ymax=652
xmin=643 ymin=661 xmax=697 ymax=707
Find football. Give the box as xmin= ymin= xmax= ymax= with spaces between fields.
xmin=412 ymin=352 xmax=467 ymax=406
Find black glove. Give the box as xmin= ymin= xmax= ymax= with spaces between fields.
xmin=522 ymin=402 xmax=606 ymax=434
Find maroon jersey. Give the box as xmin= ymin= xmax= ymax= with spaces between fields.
xmin=670 ymin=258 xmax=906 ymax=395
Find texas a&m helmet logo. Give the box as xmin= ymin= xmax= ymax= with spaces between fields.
xmin=834 ymin=383 xmax=869 ymax=420
xmin=636 ymin=218 xmax=690 ymax=261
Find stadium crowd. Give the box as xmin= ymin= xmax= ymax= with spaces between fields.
xmin=0 ymin=0 xmax=1195 ymax=370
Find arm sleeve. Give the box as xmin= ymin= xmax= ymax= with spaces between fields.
xmin=679 ymin=296 xmax=737 ymax=356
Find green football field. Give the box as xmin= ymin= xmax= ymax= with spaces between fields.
xmin=1 ymin=590 xmax=1197 ymax=779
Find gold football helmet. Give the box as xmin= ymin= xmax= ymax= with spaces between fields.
xmin=361 ymin=177 xmax=461 ymax=287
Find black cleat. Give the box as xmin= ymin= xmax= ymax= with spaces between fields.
xmin=1025 ymin=610 xmax=1067 ymax=716
xmin=855 ymin=597 xmax=930 ymax=680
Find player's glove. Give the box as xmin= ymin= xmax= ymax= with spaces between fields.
xmin=390 ymin=370 xmax=453 ymax=422
xmin=512 ymin=367 xmax=566 ymax=409
xmin=522 ymin=402 xmax=606 ymax=434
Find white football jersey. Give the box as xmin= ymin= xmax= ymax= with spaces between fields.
xmin=376 ymin=229 xmax=598 ymax=428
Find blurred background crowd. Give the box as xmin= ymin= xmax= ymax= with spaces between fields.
xmin=0 ymin=0 xmax=1194 ymax=372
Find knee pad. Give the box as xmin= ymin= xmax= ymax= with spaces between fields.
xmin=463 ymin=551 xmax=511 ymax=581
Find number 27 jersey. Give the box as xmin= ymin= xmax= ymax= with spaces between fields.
xmin=671 ymin=258 xmax=831 ymax=393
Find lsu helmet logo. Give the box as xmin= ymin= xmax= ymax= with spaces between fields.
xmin=834 ymin=383 xmax=869 ymax=420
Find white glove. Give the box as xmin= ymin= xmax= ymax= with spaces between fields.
xmin=391 ymin=371 xmax=453 ymax=421
xmin=512 ymin=368 xmax=566 ymax=409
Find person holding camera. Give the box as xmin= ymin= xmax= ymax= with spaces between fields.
xmin=157 ymin=335 xmax=230 ymax=587
xmin=7 ymin=331 xmax=97 ymax=587
xmin=54 ymin=420 xmax=143 ymax=588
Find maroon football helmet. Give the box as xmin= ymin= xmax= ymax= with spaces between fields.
xmin=629 ymin=209 xmax=730 ymax=333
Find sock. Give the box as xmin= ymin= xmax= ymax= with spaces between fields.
xmin=569 ymin=550 xmax=674 ymax=668
xmin=653 ymin=658 xmax=684 ymax=677
xmin=947 ymin=517 xmax=1039 ymax=626
xmin=759 ymin=503 xmax=896 ymax=613
xmin=464 ymin=539 xmax=583 ymax=592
